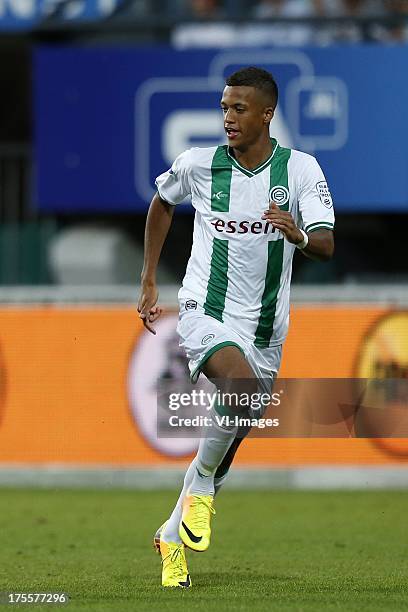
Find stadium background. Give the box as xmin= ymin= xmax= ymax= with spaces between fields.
xmin=0 ymin=0 xmax=407 ymax=487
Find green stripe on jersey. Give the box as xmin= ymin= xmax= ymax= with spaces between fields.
xmin=211 ymin=146 xmax=232 ymax=212
xmin=252 ymin=144 xmax=291 ymax=347
xmin=204 ymin=238 xmax=229 ymax=322
xmin=269 ymin=145 xmax=291 ymax=212
xmin=254 ymin=239 xmax=284 ymax=348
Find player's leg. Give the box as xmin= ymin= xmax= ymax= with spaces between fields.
xmin=160 ymin=417 xmax=248 ymax=554
xmin=214 ymin=423 xmax=251 ymax=494
xmin=156 ymin=460 xmax=197 ymax=588
xmin=159 ymin=408 xmax=249 ymax=542
xmin=210 ymin=345 xmax=282 ymax=494
xmin=187 ymin=345 xmax=256 ymax=496
xmin=161 ymin=458 xmax=197 ymax=544
xmin=158 ymin=312 xmax=255 ymax=555
xmin=159 ymin=419 xmax=247 ymax=539
xmin=179 ymin=345 xmax=257 ymax=551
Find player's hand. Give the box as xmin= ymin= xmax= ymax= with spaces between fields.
xmin=262 ymin=201 xmax=304 ymax=245
xmin=137 ymin=282 xmax=163 ymax=335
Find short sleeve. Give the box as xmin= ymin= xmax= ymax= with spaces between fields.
xmin=155 ymin=150 xmax=192 ymax=205
xmin=298 ymin=156 xmax=335 ymax=234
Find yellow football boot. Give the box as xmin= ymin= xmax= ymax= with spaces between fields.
xmin=179 ymin=492 xmax=215 ymax=552
xmin=160 ymin=541 xmax=191 ymax=588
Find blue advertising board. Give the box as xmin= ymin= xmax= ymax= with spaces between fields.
xmin=33 ymin=45 xmax=408 ymax=213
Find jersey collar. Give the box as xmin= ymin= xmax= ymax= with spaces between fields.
xmin=227 ymin=138 xmax=278 ymax=178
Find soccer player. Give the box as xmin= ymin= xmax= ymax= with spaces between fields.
xmin=137 ymin=66 xmax=334 ymax=588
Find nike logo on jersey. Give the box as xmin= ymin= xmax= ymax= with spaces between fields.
xmin=181 ymin=521 xmax=202 ymax=543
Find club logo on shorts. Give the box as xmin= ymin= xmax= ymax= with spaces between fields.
xmin=201 ymin=334 xmax=215 ymax=346
xmin=316 ymin=181 xmax=333 ymax=208
xmin=269 ymin=186 xmax=289 ymax=206
xmin=185 ymin=299 xmax=198 ymax=311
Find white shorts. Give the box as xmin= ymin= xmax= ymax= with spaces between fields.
xmin=176 ymin=305 xmax=282 ymax=386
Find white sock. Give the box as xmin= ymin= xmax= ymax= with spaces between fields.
xmin=189 ymin=411 xmax=237 ymax=496
xmin=161 ymin=458 xmax=197 ymax=544
xmin=161 ymin=414 xmax=237 ymax=542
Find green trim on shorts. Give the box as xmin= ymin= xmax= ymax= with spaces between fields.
xmin=190 ymin=341 xmax=245 ymax=383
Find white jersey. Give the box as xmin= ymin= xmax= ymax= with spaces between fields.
xmin=155 ymin=139 xmax=335 ymax=349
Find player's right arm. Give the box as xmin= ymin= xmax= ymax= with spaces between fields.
xmin=137 ymin=193 xmax=174 ymax=335
xmin=137 ymin=149 xmax=193 ymax=334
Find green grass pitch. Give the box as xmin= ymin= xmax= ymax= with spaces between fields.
xmin=1 ymin=489 xmax=407 ymax=611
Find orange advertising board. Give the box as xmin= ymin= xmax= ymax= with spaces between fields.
xmin=0 ymin=305 xmax=406 ymax=466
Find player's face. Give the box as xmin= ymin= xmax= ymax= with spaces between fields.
xmin=221 ymin=86 xmax=274 ymax=150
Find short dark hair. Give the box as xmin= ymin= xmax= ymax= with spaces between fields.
xmin=225 ymin=66 xmax=278 ymax=109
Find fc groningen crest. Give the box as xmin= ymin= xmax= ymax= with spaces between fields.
xmin=269 ymin=186 xmax=289 ymax=206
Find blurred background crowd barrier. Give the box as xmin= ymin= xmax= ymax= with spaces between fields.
xmin=0 ymin=289 xmax=407 ymax=488
xmin=0 ymin=0 xmax=407 ymax=487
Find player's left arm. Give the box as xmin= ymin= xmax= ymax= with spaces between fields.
xmin=262 ymin=203 xmax=334 ymax=261
xmin=263 ymin=154 xmax=335 ymax=262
